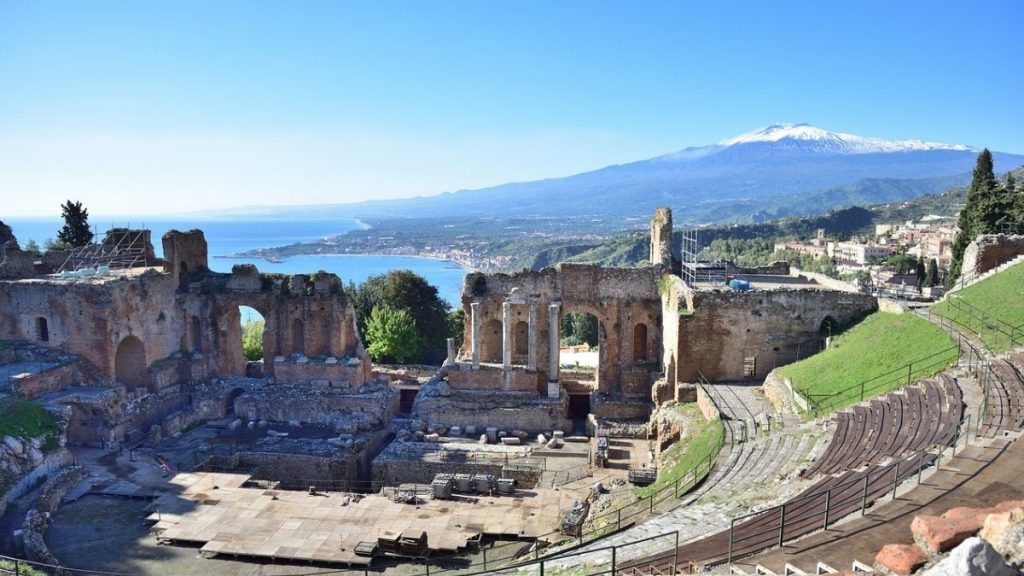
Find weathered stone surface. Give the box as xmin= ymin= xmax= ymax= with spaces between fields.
xmin=875 ymin=543 xmax=928 ymax=575
xmin=921 ymin=537 xmax=1016 ymax=576
xmin=3 ymin=436 xmax=24 ymax=457
xmin=980 ymin=507 xmax=1024 ymax=566
xmin=913 ymin=513 xmax=980 ymax=553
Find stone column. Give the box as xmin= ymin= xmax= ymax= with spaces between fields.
xmin=527 ymin=302 xmax=537 ymax=370
xmin=502 ymin=301 xmax=512 ymax=369
xmin=444 ymin=337 xmax=456 ymax=367
xmin=470 ymin=302 xmax=481 ymax=368
xmin=547 ymin=302 xmax=561 ymax=397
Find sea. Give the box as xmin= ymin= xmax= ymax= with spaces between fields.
xmin=3 ymin=217 xmax=468 ymax=308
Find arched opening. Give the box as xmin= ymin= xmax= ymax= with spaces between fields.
xmin=291 ymin=318 xmax=305 ymax=356
xmin=189 ymin=316 xmax=202 ymax=352
xmin=179 ymin=261 xmax=189 ymax=290
xmin=471 ymin=275 xmax=488 ymax=296
xmin=36 ymin=317 xmax=49 ymax=342
xmin=559 ymin=311 xmax=601 ymax=416
xmin=482 ymin=319 xmax=502 ymax=363
xmin=224 ymin=387 xmax=246 ymax=417
xmin=819 ymin=316 xmax=839 ymax=337
xmin=240 ymin=306 xmax=265 ymax=365
xmin=114 ymin=335 xmax=148 ymax=392
xmin=633 ymin=323 xmax=648 ymax=362
xmin=513 ymin=320 xmax=529 ymax=360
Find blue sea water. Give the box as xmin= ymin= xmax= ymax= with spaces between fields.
xmin=3 ymin=217 xmax=468 ymax=306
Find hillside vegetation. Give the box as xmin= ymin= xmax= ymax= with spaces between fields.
xmin=778 ymin=312 xmax=957 ymax=415
xmin=932 ymin=262 xmax=1024 ymax=354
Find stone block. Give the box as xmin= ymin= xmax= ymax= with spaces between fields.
xmin=912 ymin=514 xmax=979 ymax=553
xmin=324 ymin=357 xmax=338 ymax=365
xmin=875 ymin=543 xmax=927 ymax=575
xmin=980 ymin=507 xmax=1024 ymax=565
xmin=501 ymin=437 xmax=521 ymax=445
xmin=921 ymin=537 xmax=1016 ymax=576
xmin=448 ymin=426 xmax=462 ymax=437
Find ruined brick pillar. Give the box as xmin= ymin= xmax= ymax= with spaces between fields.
xmin=527 ymin=302 xmax=537 ymax=371
xmin=501 ymin=301 xmax=512 ymax=369
xmin=470 ymin=302 xmax=481 ymax=368
xmin=650 ymin=206 xmax=673 ymax=267
xmin=547 ymin=301 xmax=561 ymax=398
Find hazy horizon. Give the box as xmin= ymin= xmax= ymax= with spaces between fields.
xmin=3 ymin=1 xmax=1022 ymax=216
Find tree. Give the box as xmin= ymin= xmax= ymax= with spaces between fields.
xmin=915 ymin=256 xmax=926 ymax=288
xmin=241 ymin=320 xmax=264 ymax=361
xmin=365 ymin=306 xmax=421 ymax=364
xmin=447 ymin=308 xmax=466 ymax=343
xmin=57 ymin=200 xmax=94 ymax=248
xmin=348 ymin=270 xmax=451 ymax=364
xmin=23 ymin=240 xmax=41 ymax=256
xmin=925 ymin=258 xmax=940 ymax=288
xmin=560 ymin=312 xmax=598 ymax=347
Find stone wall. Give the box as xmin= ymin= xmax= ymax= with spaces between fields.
xmin=458 ymin=263 xmax=663 ymax=396
xmin=695 ymin=385 xmax=720 ymax=422
xmin=273 ymin=359 xmax=371 ymax=387
xmin=414 ymin=390 xmax=573 ymax=434
xmin=676 ymin=288 xmax=877 ymax=382
xmin=10 ymin=363 xmax=81 ymax=400
xmin=446 ymin=364 xmax=541 ymax=393
xmin=232 ymin=384 xmax=397 ymax=430
xmin=200 ymin=452 xmax=357 ymax=490
xmin=960 ymin=234 xmax=1024 ymax=279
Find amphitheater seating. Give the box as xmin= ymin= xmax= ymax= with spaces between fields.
xmin=800 ymin=378 xmax=962 ymax=479
xmin=977 ymin=356 xmax=1024 ymax=437
xmin=622 ymin=451 xmax=939 ymax=574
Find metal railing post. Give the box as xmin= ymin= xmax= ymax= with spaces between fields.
xmin=917 ymin=451 xmax=925 ymax=485
xmin=727 ymin=518 xmax=736 ymax=565
xmin=778 ymin=505 xmax=786 ymax=548
xmin=823 ymin=490 xmax=831 ymax=530
xmin=673 ymin=530 xmax=680 ymax=575
xmin=611 ymin=545 xmax=617 ymax=576
xmin=861 ymin=473 xmax=869 ymax=516
xmin=892 ymin=461 xmax=900 ymax=499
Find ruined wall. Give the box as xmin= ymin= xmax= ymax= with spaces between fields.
xmin=10 ymin=363 xmax=81 ymax=400
xmin=414 ymin=390 xmax=573 ymax=434
xmin=232 ymin=385 xmax=397 ymax=429
xmin=446 ymin=365 xmax=541 ymax=392
xmin=200 ymin=452 xmax=357 ymax=490
xmin=0 ymin=270 xmax=185 ymax=391
xmin=458 ymin=263 xmax=663 ymax=397
xmin=183 ymin=264 xmax=367 ymax=381
xmin=650 ymin=206 xmax=674 ymax=268
xmin=273 ymin=359 xmax=371 ymax=388
xmin=960 ymin=234 xmax=1024 ymax=279
xmin=676 ymin=288 xmax=877 ymax=382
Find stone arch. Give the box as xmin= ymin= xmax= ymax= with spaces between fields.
xmin=36 ymin=317 xmax=49 ymax=342
xmin=225 ymin=387 xmax=246 ymax=417
xmin=114 ymin=335 xmax=148 ymax=392
xmin=633 ymin=323 xmax=648 ymax=362
xmin=482 ymin=318 xmax=502 ymax=363
xmin=513 ymin=320 xmax=529 ymax=358
xmin=819 ymin=315 xmax=839 ymax=337
xmin=292 ymin=318 xmax=305 ymax=356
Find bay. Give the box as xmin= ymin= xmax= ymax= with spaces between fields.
xmin=2 ymin=217 xmax=468 ymax=306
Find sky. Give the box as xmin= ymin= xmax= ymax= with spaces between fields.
xmin=2 ymin=1 xmax=1023 ymax=217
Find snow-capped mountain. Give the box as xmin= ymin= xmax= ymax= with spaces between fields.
xmin=254 ymin=124 xmax=1024 ymax=225
xmin=719 ymin=123 xmax=975 ymax=154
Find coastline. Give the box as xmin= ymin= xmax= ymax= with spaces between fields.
xmin=216 ymin=251 xmax=478 ymax=272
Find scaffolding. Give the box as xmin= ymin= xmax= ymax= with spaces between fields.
xmin=57 ymin=227 xmax=153 ymax=275
xmin=679 ymin=228 xmax=699 ymax=287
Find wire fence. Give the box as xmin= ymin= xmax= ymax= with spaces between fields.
xmin=805 ymin=345 xmax=961 ymax=418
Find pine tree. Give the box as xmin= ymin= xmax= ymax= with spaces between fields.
xmin=57 ymin=200 xmax=94 ymax=248
xmin=926 ymin=258 xmax=939 ymax=288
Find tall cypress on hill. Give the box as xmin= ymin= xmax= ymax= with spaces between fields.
xmin=949 ymin=150 xmax=996 ymax=282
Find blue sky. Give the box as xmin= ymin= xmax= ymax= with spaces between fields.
xmin=2 ymin=1 xmax=1022 ymax=216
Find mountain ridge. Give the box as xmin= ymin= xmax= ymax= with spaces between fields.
xmin=198 ymin=124 xmax=1024 ymax=225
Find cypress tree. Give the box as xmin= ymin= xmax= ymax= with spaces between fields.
xmin=57 ymin=200 xmax=94 ymax=248
xmin=949 ymin=150 xmax=997 ymax=282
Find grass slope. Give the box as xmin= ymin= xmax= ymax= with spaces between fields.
xmin=779 ymin=312 xmax=957 ymax=414
xmin=0 ymin=397 xmax=61 ymax=451
xmin=932 ymin=262 xmax=1024 ymax=354
xmin=635 ymin=405 xmax=723 ymax=499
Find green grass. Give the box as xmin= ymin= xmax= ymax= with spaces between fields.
xmin=635 ymin=405 xmax=724 ymax=499
xmin=0 ymin=559 xmax=48 ymax=576
xmin=0 ymin=397 xmax=61 ymax=454
xmin=933 ymin=262 xmax=1024 ymax=354
xmin=779 ymin=312 xmax=957 ymax=415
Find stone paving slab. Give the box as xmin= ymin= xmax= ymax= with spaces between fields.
xmin=148 ymin=471 xmax=566 ymax=566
